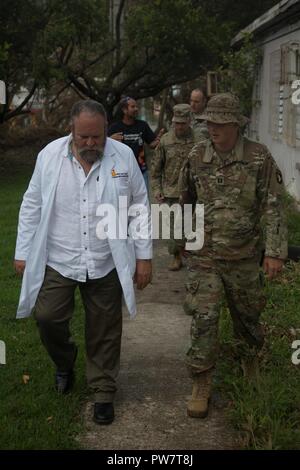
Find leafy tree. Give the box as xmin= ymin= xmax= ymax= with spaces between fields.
xmin=43 ymin=0 xmax=232 ymax=120
xmin=0 ymin=0 xmax=107 ymax=122
xmin=218 ymin=33 xmax=262 ymax=117
xmin=0 ymin=0 xmax=278 ymax=124
xmin=0 ymin=0 xmax=43 ymax=122
xmin=1 ymin=0 xmax=231 ymax=122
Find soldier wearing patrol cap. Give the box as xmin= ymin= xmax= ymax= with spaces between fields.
xmin=151 ymin=104 xmax=204 ymax=271
xmin=178 ymin=93 xmax=288 ymax=419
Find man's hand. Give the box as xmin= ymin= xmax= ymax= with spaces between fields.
xmin=14 ymin=260 xmax=26 ymax=276
xmin=155 ymin=192 xmax=165 ymax=203
xmin=157 ymin=128 xmax=165 ymax=139
xmin=133 ymin=259 xmax=152 ymax=290
xmin=110 ymin=132 xmax=123 ymax=142
xmin=149 ymin=128 xmax=165 ymax=149
xmin=263 ymin=256 xmax=284 ymax=280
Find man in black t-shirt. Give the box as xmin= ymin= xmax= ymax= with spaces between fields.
xmin=108 ymin=97 xmax=164 ymax=192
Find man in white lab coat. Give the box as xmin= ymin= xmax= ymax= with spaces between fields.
xmin=14 ymin=100 xmax=152 ymax=425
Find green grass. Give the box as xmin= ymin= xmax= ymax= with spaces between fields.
xmin=216 ymin=194 xmax=300 ymax=450
xmin=0 ymin=159 xmax=88 ymax=449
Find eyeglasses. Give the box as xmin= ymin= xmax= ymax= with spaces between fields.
xmin=120 ymin=96 xmax=134 ymax=105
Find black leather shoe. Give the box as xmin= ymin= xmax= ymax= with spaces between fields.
xmin=93 ymin=402 xmax=114 ymax=425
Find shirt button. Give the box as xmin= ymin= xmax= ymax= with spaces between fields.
xmin=83 ymin=199 xmax=86 ymax=202
xmin=84 ymin=232 xmax=87 ymax=235
xmin=83 ymin=215 xmax=86 ymax=218
xmin=85 ymin=247 xmax=87 ymax=250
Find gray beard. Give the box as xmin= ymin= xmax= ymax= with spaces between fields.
xmin=78 ymin=148 xmax=103 ymax=164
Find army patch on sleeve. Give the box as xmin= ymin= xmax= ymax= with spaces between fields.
xmin=276 ymin=170 xmax=283 ymax=184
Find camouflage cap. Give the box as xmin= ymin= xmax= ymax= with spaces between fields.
xmin=200 ymin=93 xmax=249 ymax=127
xmin=172 ymin=103 xmax=191 ymax=123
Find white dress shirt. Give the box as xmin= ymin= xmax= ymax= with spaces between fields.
xmin=47 ymin=148 xmax=115 ymax=281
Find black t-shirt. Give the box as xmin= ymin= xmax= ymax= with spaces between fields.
xmin=108 ymin=119 xmax=156 ymax=173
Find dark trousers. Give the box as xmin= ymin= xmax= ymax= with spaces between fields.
xmin=34 ymin=266 xmax=123 ymax=402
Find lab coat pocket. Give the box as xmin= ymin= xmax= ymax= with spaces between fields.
xmin=115 ymin=176 xmax=129 ymax=196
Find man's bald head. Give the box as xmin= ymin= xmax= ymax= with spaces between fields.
xmin=190 ymin=88 xmax=207 ymax=114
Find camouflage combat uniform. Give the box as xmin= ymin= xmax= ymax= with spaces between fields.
xmin=151 ymin=104 xmax=201 ymax=256
xmin=179 ymin=128 xmax=288 ymax=374
xmin=191 ymin=112 xmax=209 ymax=140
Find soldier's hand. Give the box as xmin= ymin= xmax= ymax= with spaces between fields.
xmin=133 ymin=259 xmax=152 ymax=290
xmin=14 ymin=260 xmax=26 ymax=276
xmin=263 ymin=256 xmax=284 ymax=280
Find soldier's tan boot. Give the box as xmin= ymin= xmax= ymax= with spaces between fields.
xmin=168 ymin=254 xmax=183 ymax=271
xmin=187 ymin=370 xmax=212 ymax=418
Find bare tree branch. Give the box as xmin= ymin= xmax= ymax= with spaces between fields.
xmin=64 ymin=41 xmax=74 ymax=65
xmin=66 ymin=69 xmax=99 ymax=100
xmin=47 ymin=82 xmax=72 ymax=106
xmin=82 ymin=45 xmax=117 ymax=72
xmin=128 ymin=69 xmax=205 ymax=99
xmin=3 ymin=81 xmax=38 ymax=122
xmin=115 ymin=0 xmax=126 ymax=66
xmin=70 ymin=84 xmax=87 ymax=100
xmin=105 ymin=53 xmax=131 ymax=85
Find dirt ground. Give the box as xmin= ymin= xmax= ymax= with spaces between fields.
xmin=80 ymin=240 xmax=239 ymax=450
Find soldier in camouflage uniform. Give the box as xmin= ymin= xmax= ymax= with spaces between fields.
xmin=178 ymin=93 xmax=288 ymax=418
xmin=190 ymin=88 xmax=209 ymax=139
xmin=151 ymin=104 xmax=202 ymax=270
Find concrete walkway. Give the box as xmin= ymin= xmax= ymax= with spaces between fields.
xmin=80 ymin=241 xmax=238 ymax=450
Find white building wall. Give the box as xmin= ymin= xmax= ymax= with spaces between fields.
xmin=252 ymin=29 xmax=300 ymax=200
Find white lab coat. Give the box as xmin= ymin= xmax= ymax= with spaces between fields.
xmin=15 ymin=135 xmax=152 ymax=318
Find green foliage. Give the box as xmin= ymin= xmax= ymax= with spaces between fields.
xmin=126 ymin=0 xmax=227 ymax=67
xmin=120 ymin=0 xmax=230 ymax=97
xmin=199 ymin=0 xmax=279 ymax=32
xmin=218 ymin=33 xmax=262 ymax=117
xmin=0 ymin=42 xmax=10 ymax=76
xmin=0 ymin=0 xmax=108 ymax=121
